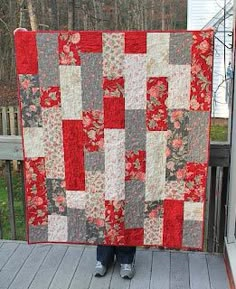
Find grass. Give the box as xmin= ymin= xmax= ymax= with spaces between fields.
xmin=0 ymin=170 xmax=26 ymax=240
xmin=210 ymin=124 xmax=228 ymax=142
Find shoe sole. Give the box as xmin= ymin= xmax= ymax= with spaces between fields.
xmin=94 ymin=272 xmax=106 ymax=277
xmin=120 ymin=272 xmax=135 ymax=279
xmin=121 ymin=275 xmax=132 ymax=279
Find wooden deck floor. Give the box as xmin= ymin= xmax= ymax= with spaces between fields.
xmin=0 ymin=240 xmax=230 ymax=289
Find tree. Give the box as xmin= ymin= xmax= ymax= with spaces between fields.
xmin=26 ymin=0 xmax=38 ymax=30
xmin=68 ymin=0 xmax=75 ymax=30
xmin=48 ymin=0 xmax=58 ymax=30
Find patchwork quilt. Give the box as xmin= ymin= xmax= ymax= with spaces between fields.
xmin=14 ymin=30 xmax=213 ymax=250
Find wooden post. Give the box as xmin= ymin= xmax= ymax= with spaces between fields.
xmin=0 ymin=209 xmax=3 ymax=239
xmin=204 ymin=166 xmax=211 ymax=251
xmin=17 ymin=107 xmax=21 ymax=135
xmin=20 ymin=161 xmax=26 ymax=227
xmin=5 ymin=160 xmax=16 ymax=240
xmin=1 ymin=107 xmax=7 ymax=135
xmin=9 ymin=107 xmax=18 ymax=172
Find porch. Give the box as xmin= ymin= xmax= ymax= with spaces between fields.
xmin=0 ymin=240 xmax=230 ymax=289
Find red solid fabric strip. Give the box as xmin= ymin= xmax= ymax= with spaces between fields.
xmin=79 ymin=31 xmax=102 ymax=52
xmin=124 ymin=228 xmax=144 ymax=246
xmin=104 ymin=97 xmax=125 ymax=129
xmin=62 ymin=120 xmax=85 ymax=190
xmin=14 ymin=31 xmax=38 ymax=74
xmin=163 ymin=199 xmax=184 ymax=249
xmin=125 ymin=32 xmax=147 ymax=53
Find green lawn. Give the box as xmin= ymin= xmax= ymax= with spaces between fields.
xmin=0 ymin=171 xmax=26 ymax=240
xmin=210 ymin=124 xmax=228 ymax=142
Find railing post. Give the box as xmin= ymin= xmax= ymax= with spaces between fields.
xmin=0 ymin=208 xmax=3 ymax=239
xmin=20 ymin=161 xmax=26 ymax=227
xmin=5 ymin=160 xmax=16 ymax=240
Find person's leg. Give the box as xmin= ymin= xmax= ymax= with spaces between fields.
xmin=95 ymin=245 xmax=115 ymax=277
xmin=115 ymin=246 xmax=136 ymax=279
xmin=115 ymin=246 xmax=136 ymax=264
xmin=97 ymin=245 xmax=115 ymax=266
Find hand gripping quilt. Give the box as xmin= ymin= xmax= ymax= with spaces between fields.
xmin=14 ymin=30 xmax=214 ymax=250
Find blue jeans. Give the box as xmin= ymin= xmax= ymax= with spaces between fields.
xmin=97 ymin=245 xmax=136 ymax=266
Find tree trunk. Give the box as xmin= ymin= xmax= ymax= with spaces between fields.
xmin=143 ymin=0 xmax=147 ymax=30
xmin=114 ymin=0 xmax=118 ymax=30
xmin=9 ymin=0 xmax=16 ymax=80
xmin=161 ymin=0 xmax=165 ymax=30
xmin=19 ymin=0 xmax=28 ymax=28
xmin=68 ymin=0 xmax=75 ymax=30
xmin=83 ymin=2 xmax=88 ymax=30
xmin=92 ymin=0 xmax=98 ymax=29
xmin=26 ymin=0 xmax=39 ymax=30
xmin=48 ymin=0 xmax=58 ymax=29
xmin=40 ymin=0 xmax=47 ymax=28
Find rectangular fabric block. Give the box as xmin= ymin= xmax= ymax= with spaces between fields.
xmin=15 ymin=30 xmax=213 ymax=250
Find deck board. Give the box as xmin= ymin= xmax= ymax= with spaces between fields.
xmin=129 ymin=250 xmax=152 ymax=289
xmin=150 ymin=251 xmax=170 ymax=289
xmin=48 ymin=246 xmax=84 ymax=289
xmin=0 ymin=242 xmax=19 ymax=270
xmin=109 ymin=262 xmax=131 ymax=289
xmin=68 ymin=247 xmax=95 ymax=289
xmin=8 ymin=244 xmax=52 ymax=289
xmin=0 ymin=241 xmax=230 ymax=289
xmin=89 ymin=262 xmax=114 ymax=289
xmin=170 ymin=252 xmax=190 ymax=289
xmin=189 ymin=253 xmax=211 ymax=289
xmin=206 ymin=254 xmax=230 ymax=289
xmin=28 ymin=245 xmax=68 ymax=289
xmin=0 ymin=243 xmax=34 ymax=289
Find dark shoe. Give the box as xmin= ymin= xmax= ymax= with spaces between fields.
xmin=120 ymin=263 xmax=135 ymax=279
xmin=94 ymin=261 xmax=107 ymax=277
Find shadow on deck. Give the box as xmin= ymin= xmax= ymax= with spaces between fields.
xmin=0 ymin=240 xmax=230 ymax=289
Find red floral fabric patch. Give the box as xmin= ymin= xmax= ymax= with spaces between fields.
xmin=105 ymin=200 xmax=125 ymax=245
xmin=125 ymin=150 xmax=146 ymax=181
xmin=58 ymin=32 xmax=81 ymax=65
xmin=147 ymin=77 xmax=168 ymax=131
xmin=25 ymin=157 xmax=48 ymax=226
xmin=83 ymin=110 xmax=104 ymax=152
xmin=40 ymin=87 xmax=61 ymax=108
xmin=190 ymin=31 xmax=214 ymax=111
xmin=184 ymin=163 xmax=208 ymax=202
xmin=103 ymin=77 xmax=124 ymax=97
